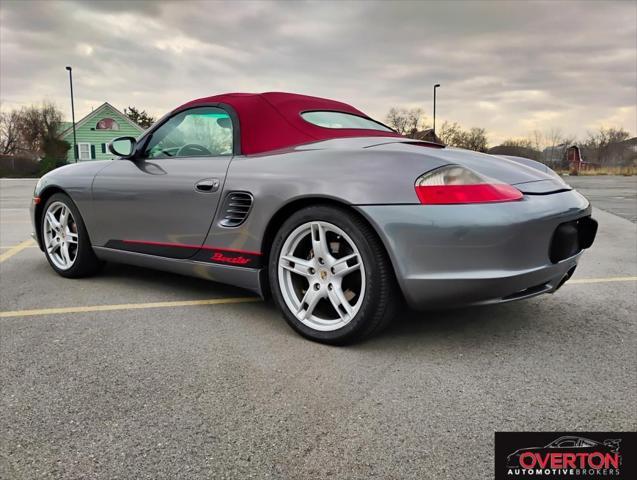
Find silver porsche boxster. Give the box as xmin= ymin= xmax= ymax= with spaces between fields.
xmin=30 ymin=92 xmax=597 ymax=343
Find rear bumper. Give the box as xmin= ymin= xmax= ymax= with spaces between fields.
xmin=356 ymin=190 xmax=595 ymax=310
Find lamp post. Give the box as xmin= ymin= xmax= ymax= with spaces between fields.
xmin=433 ymin=83 xmax=440 ymax=135
xmin=65 ymin=66 xmax=78 ymax=162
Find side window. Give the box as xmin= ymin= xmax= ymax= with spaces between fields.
xmin=144 ymin=107 xmax=233 ymax=159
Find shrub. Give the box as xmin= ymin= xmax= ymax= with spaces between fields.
xmin=38 ymin=157 xmax=68 ymax=176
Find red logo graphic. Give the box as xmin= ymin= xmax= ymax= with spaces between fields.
xmin=211 ymin=252 xmax=251 ymax=265
xmin=519 ymin=451 xmax=620 ymax=470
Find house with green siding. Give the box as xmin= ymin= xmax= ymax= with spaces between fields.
xmin=59 ymin=102 xmax=144 ymax=162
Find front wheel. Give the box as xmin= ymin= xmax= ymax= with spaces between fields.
xmin=269 ymin=205 xmax=397 ymax=344
xmin=41 ymin=193 xmax=102 ymax=278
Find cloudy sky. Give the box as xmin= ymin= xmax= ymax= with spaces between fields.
xmin=1 ymin=0 xmax=635 ymax=144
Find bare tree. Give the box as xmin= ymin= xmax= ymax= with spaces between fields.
xmin=16 ymin=107 xmax=46 ymax=157
xmin=540 ymin=127 xmax=573 ymax=165
xmin=406 ymin=108 xmax=426 ymax=136
xmin=545 ymin=127 xmax=566 ymax=150
xmin=528 ymin=130 xmax=547 ymax=156
xmin=1 ymin=102 xmax=69 ymax=163
xmin=385 ymin=107 xmax=428 ymax=135
xmin=583 ymin=127 xmax=630 ymax=165
xmin=0 ymin=111 xmax=21 ymax=155
xmin=426 ymin=120 xmax=488 ymax=152
xmin=456 ymin=127 xmax=488 ymax=152
xmin=13 ymin=102 xmax=66 ymax=159
xmin=437 ymin=121 xmax=462 ymax=145
xmin=501 ymin=138 xmax=534 ymax=149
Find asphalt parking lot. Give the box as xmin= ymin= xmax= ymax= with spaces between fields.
xmin=1 ymin=177 xmax=636 ymax=479
xmin=565 ymin=175 xmax=637 ymax=223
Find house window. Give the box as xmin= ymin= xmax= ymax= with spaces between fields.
xmin=96 ymin=118 xmax=120 ymax=130
xmin=78 ymin=143 xmax=91 ymax=160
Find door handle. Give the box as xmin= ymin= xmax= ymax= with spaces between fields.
xmin=195 ymin=178 xmax=220 ymax=192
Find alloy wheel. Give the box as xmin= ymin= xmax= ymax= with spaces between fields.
xmin=43 ymin=201 xmax=79 ymax=270
xmin=277 ymin=221 xmax=366 ymax=331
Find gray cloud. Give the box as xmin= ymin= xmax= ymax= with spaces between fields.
xmin=1 ymin=0 xmax=635 ymax=143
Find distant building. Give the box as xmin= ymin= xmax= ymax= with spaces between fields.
xmin=565 ymin=144 xmax=601 ymax=173
xmin=620 ymin=137 xmax=637 ymax=155
xmin=59 ymin=102 xmax=144 ymax=162
xmin=408 ymin=128 xmax=442 ymax=143
xmin=565 ymin=145 xmax=583 ymax=172
xmin=542 ymin=143 xmax=569 ymax=165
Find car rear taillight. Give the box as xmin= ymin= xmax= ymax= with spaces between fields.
xmin=414 ymin=166 xmax=523 ymax=204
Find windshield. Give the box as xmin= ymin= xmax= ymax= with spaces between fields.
xmin=301 ymin=111 xmax=393 ymax=132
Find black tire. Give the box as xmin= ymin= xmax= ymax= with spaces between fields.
xmin=41 ymin=193 xmax=103 ymax=278
xmin=269 ymin=205 xmax=398 ymax=344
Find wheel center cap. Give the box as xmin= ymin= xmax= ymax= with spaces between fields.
xmin=318 ymin=269 xmax=329 ymax=281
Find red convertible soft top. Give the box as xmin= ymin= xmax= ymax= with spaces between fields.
xmin=176 ymin=92 xmax=403 ymax=155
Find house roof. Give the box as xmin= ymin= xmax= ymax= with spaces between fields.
xmin=176 ymin=92 xmax=402 ymax=154
xmin=59 ymin=102 xmax=144 ymax=137
xmin=410 ymin=128 xmax=442 ymax=144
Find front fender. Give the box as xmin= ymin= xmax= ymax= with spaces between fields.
xmin=32 ymin=161 xmax=111 ymax=247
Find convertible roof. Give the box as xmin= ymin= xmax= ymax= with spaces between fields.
xmin=175 ymin=92 xmax=403 ymax=155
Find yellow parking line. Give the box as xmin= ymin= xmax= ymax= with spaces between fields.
xmin=0 ymin=239 xmax=35 ymax=263
xmin=0 ymin=245 xmax=37 ymax=250
xmin=0 ymin=297 xmax=262 ymax=318
xmin=0 ymin=271 xmax=633 ymax=319
xmin=569 ymin=276 xmax=637 ymax=285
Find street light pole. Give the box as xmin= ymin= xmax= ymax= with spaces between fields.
xmin=65 ymin=66 xmax=78 ymax=163
xmin=433 ymin=83 xmax=440 ymax=135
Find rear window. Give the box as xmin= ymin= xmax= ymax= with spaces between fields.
xmin=301 ymin=111 xmax=393 ymax=132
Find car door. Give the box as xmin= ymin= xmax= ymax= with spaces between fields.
xmin=90 ymin=106 xmax=234 ymax=258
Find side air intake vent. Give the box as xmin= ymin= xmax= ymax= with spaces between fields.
xmin=219 ymin=192 xmax=253 ymax=227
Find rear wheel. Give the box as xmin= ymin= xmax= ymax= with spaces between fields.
xmin=269 ymin=205 xmax=397 ymax=344
xmin=41 ymin=193 xmax=102 ymax=278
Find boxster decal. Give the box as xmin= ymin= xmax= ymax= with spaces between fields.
xmin=105 ymin=240 xmax=262 ymax=268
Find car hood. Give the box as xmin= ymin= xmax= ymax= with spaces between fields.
xmin=365 ymin=140 xmax=570 ymax=193
xmin=46 ymin=160 xmax=112 ymax=177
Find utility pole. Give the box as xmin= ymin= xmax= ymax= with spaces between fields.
xmin=433 ymin=83 xmax=440 ymax=134
xmin=65 ymin=66 xmax=78 ymax=162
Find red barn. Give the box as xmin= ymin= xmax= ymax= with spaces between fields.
xmin=565 ymin=145 xmax=599 ymax=173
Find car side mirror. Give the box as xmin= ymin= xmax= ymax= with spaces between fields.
xmin=109 ymin=136 xmax=137 ymax=158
